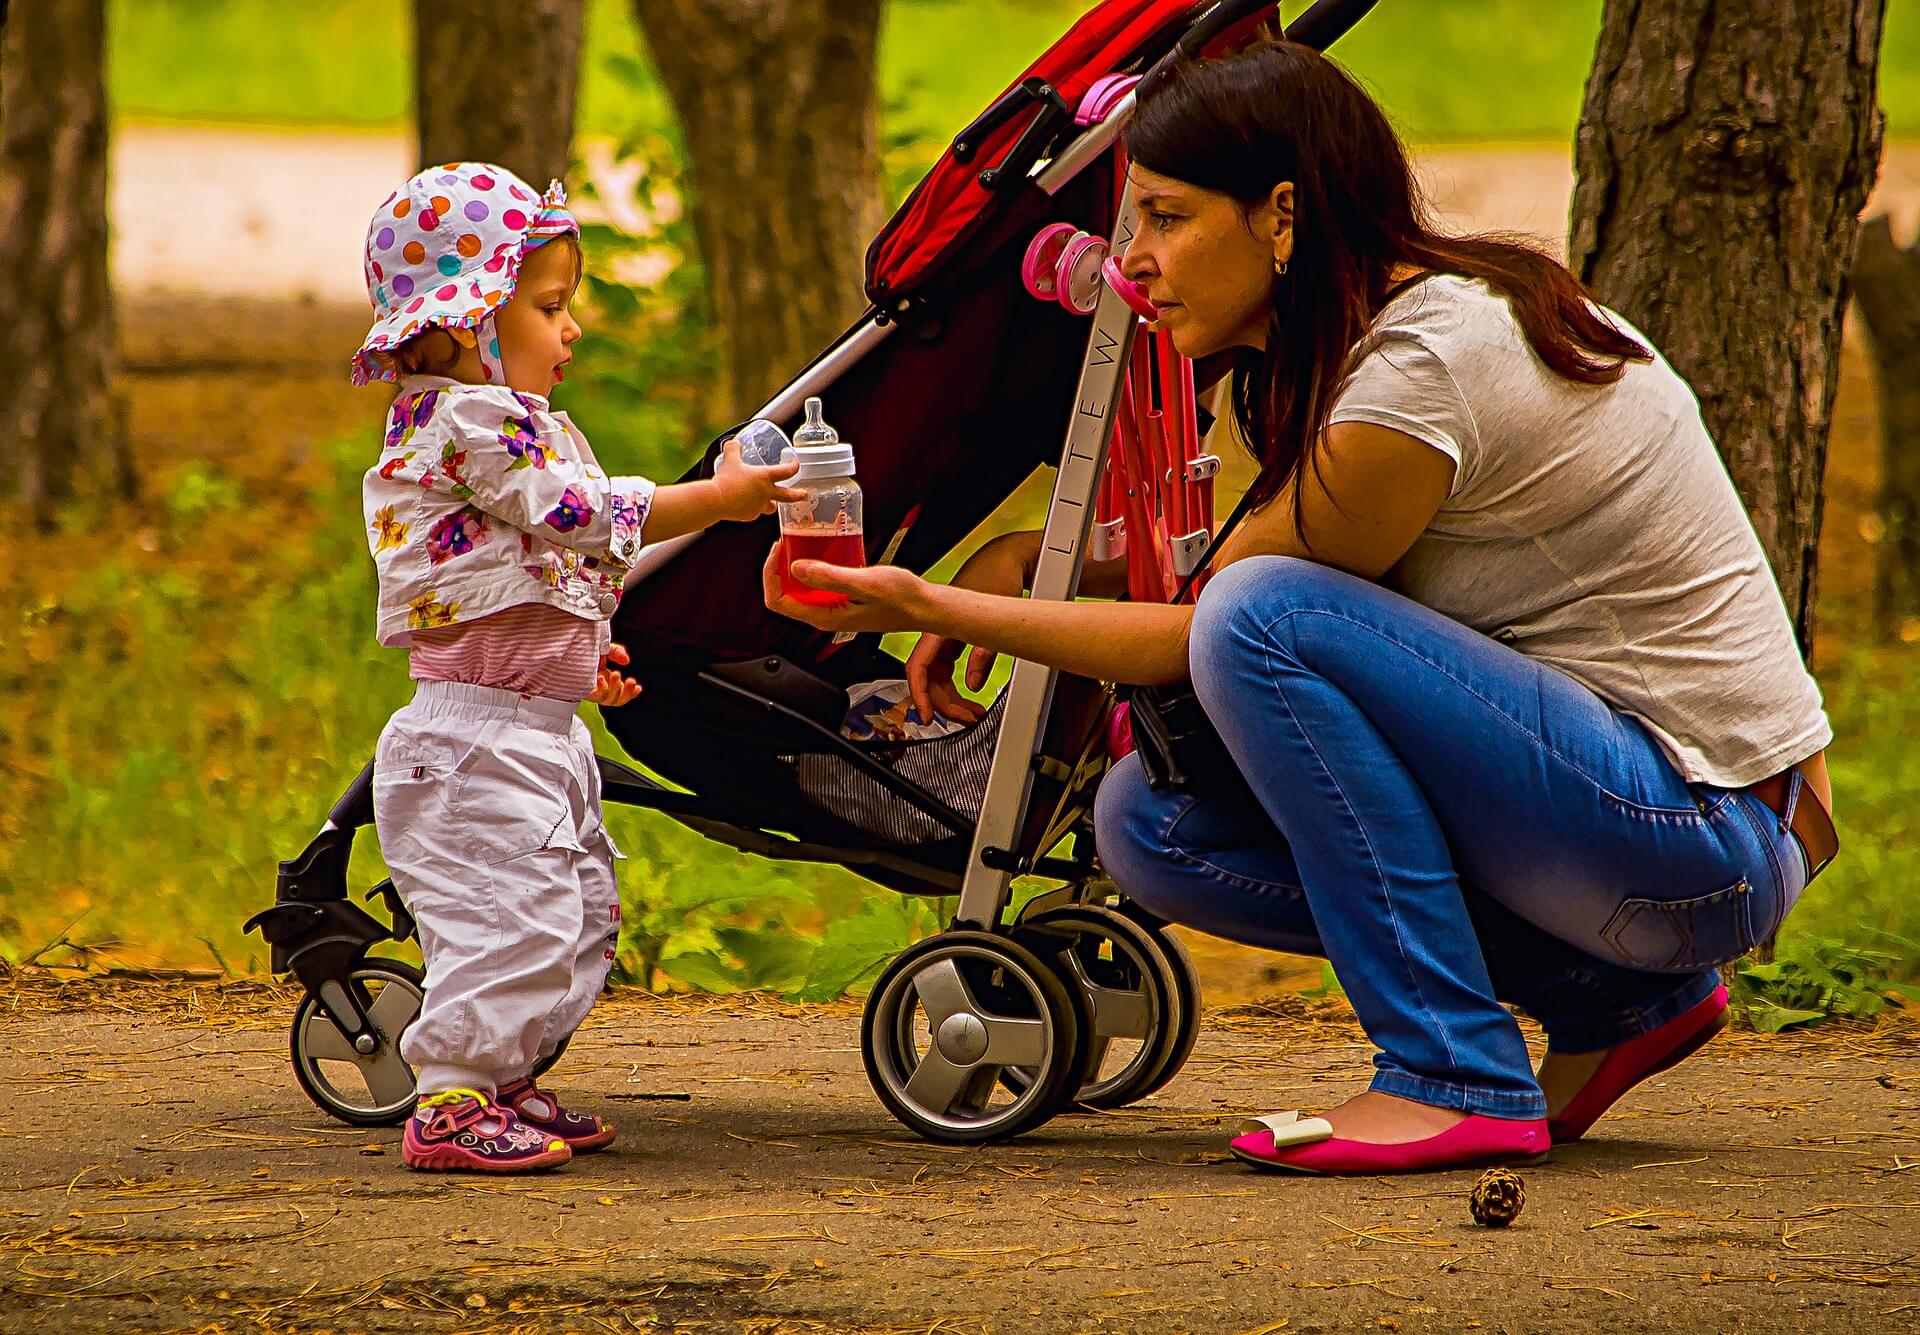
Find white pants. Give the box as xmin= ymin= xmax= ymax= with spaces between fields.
xmin=372 ymin=682 xmax=622 ymax=1096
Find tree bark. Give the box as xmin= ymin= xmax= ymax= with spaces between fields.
xmin=0 ymin=0 xmax=129 ymax=523
xmin=1569 ymin=0 xmax=1886 ymax=653
xmin=631 ymin=0 xmax=885 ymax=422
xmin=415 ymin=0 xmax=584 ymax=187
xmin=1852 ymin=216 xmax=1920 ymax=639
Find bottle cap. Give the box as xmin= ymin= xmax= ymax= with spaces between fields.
xmin=733 ymin=418 xmax=792 ymax=467
xmin=791 ymin=443 xmax=855 ymax=479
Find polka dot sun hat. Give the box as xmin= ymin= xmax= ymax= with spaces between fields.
xmin=351 ymin=162 xmax=578 ymax=387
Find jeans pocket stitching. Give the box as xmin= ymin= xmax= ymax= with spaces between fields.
xmin=1600 ymin=879 xmax=1755 ymax=971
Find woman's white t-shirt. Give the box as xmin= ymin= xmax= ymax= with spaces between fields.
xmin=1327 ymin=274 xmax=1830 ymax=788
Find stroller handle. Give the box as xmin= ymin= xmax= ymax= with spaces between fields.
xmin=1150 ymin=0 xmax=1380 ymax=94
xmin=1286 ymin=0 xmax=1383 ymax=51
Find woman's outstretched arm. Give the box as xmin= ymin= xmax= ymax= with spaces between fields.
xmin=763 ymin=551 xmax=1196 ymax=686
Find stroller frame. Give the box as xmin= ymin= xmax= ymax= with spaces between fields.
xmin=250 ymin=0 xmax=1380 ymax=1144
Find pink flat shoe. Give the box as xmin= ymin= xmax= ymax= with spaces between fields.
xmin=1229 ymin=1109 xmax=1550 ymax=1175
xmin=1546 ymin=984 xmax=1729 ymax=1144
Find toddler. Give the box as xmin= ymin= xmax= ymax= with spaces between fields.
xmin=355 ymin=162 xmax=797 ymax=1172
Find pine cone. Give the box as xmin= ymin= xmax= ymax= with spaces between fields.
xmin=1469 ymin=1167 xmax=1526 ymax=1227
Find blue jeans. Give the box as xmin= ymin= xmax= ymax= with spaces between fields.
xmin=1095 ymin=557 xmax=1810 ymax=1119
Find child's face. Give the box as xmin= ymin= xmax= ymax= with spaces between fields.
xmin=494 ymin=240 xmax=583 ymax=395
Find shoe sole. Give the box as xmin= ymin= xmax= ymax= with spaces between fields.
xmin=1548 ymin=1007 xmax=1730 ymax=1144
xmin=564 ymin=1129 xmax=617 ymax=1153
xmin=403 ymin=1142 xmax=572 ymax=1173
xmin=1230 ymin=1143 xmax=1551 ymax=1176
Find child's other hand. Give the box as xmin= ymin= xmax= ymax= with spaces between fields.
xmin=587 ymin=642 xmax=642 ymax=708
xmin=712 ymin=437 xmax=804 ymax=523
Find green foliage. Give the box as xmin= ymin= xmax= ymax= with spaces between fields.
xmin=162 ymin=462 xmax=244 ymax=530
xmin=0 ymin=421 xmax=946 ymax=992
xmin=1302 ymin=960 xmax=1345 ymax=1000
xmin=1731 ymin=936 xmax=1920 ymax=1033
xmin=564 ymin=163 xmax=720 ymax=453
xmin=108 ymin=1 xmax=1920 ymax=144
xmin=1777 ymin=643 xmax=1920 ymax=962
xmin=11 ymin=0 xmax=1916 ymax=1001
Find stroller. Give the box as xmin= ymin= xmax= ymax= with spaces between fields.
xmin=249 ymin=0 xmax=1380 ymax=1144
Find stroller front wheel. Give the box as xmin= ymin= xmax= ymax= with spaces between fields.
xmin=289 ymin=957 xmax=424 ymax=1127
xmin=861 ymin=930 xmax=1085 ymax=1144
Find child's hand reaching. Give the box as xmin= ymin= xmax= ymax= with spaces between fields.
xmin=710 ymin=438 xmax=805 ymax=523
xmin=587 ymin=642 xmax=642 ymax=708
xmin=633 ymin=438 xmax=806 ymax=544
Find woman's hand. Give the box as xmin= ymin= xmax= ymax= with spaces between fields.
xmin=586 ymin=642 xmax=642 ymax=708
xmin=762 ymin=548 xmax=936 ymax=635
xmin=901 ymin=533 xmax=1037 ymax=725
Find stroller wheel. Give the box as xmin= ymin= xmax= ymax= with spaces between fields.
xmin=289 ymin=957 xmax=424 ymax=1127
xmin=1001 ymin=905 xmax=1183 ymax=1110
xmin=861 ymin=930 xmax=1084 ymax=1144
xmin=1112 ymin=903 xmax=1203 ymax=1102
xmin=531 ymin=1033 xmax=570 ymax=1081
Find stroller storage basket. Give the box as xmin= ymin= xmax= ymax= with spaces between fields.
xmin=786 ymin=693 xmax=1007 ymax=846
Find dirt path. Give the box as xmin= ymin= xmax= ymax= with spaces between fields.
xmin=2 ymin=976 xmax=1915 ymax=1334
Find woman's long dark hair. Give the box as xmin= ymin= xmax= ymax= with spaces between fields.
xmin=1127 ymin=43 xmax=1649 ymax=517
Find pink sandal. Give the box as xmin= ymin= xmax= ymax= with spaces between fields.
xmin=1229 ymin=1110 xmax=1550 ymax=1176
xmin=401 ymin=1089 xmax=572 ymax=1174
xmin=497 ymin=1077 xmax=617 ymax=1153
xmin=1545 ymin=984 xmax=1729 ymax=1143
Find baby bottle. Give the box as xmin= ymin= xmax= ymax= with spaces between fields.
xmin=776 ymin=397 xmax=864 ymax=609
xmin=733 ymin=417 xmax=793 ymax=467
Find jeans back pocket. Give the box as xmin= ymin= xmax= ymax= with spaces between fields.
xmin=1599 ymin=879 xmax=1757 ymax=972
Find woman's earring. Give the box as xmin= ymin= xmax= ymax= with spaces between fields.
xmin=1274 ymin=258 xmax=1289 ymax=277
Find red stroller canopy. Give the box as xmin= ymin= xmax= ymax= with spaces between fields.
xmin=867 ymin=0 xmax=1279 ymax=304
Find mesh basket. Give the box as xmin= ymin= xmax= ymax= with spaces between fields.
xmin=784 ymin=693 xmax=1007 ymax=845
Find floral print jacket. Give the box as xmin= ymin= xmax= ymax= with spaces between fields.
xmin=362 ymin=376 xmax=655 ymax=646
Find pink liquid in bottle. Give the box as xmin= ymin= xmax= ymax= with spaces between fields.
xmin=778 ymin=530 xmax=866 ymax=608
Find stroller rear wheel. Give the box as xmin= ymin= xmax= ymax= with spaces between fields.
xmin=288 ymin=957 xmax=572 ymax=1127
xmin=1001 ymin=905 xmax=1187 ymax=1110
xmin=861 ymin=930 xmax=1086 ymax=1144
xmin=289 ymin=957 xmax=425 ymax=1127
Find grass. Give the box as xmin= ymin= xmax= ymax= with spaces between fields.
xmin=107 ymin=1 xmax=1920 ymax=144
xmin=8 ymin=0 xmax=1912 ymax=993
xmin=0 ymin=416 xmax=944 ymax=988
xmin=4 ymin=382 xmax=1915 ymax=986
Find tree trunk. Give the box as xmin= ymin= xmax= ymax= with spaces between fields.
xmin=1852 ymin=215 xmax=1920 ymax=640
xmin=414 ymin=0 xmax=584 ymax=186
xmin=1568 ymin=0 xmax=1886 ymax=653
xmin=0 ymin=0 xmax=129 ymax=524
xmin=631 ymin=0 xmax=885 ymax=422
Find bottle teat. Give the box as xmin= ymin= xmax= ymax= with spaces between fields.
xmin=793 ymin=396 xmax=839 ymax=449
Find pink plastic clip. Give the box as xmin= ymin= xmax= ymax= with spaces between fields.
xmin=1075 ymin=74 xmax=1141 ymax=127
xmin=1057 ymin=234 xmax=1109 ymax=315
xmin=1021 ymin=222 xmax=1079 ymax=301
xmin=1101 ymin=254 xmax=1160 ymax=319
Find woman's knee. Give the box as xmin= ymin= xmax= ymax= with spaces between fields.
xmin=1189 ymin=555 xmax=1343 ymax=711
